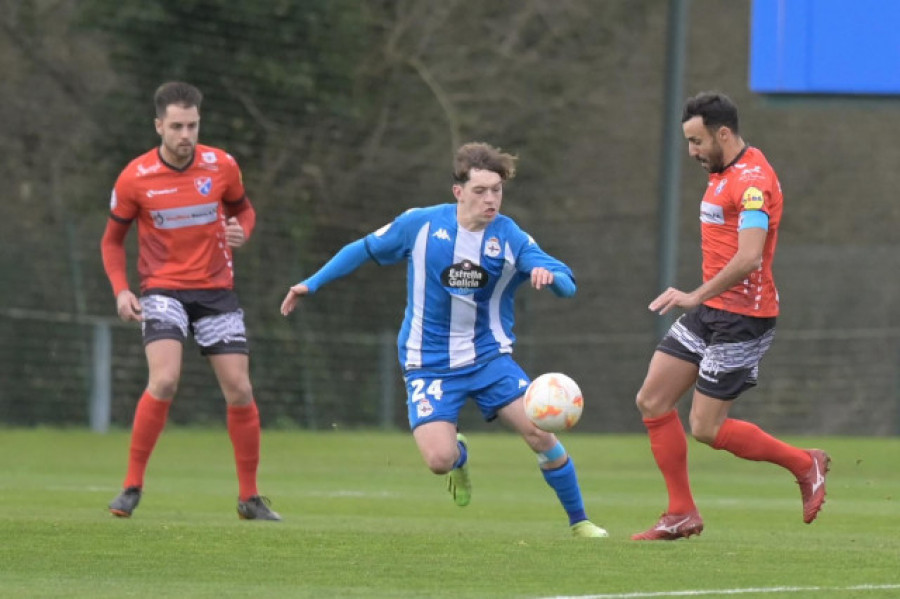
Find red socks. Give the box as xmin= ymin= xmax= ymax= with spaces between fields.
xmin=643 ymin=410 xmax=696 ymax=514
xmin=643 ymin=412 xmax=813 ymax=515
xmin=122 ymin=392 xmax=262 ymax=501
xmin=712 ymin=418 xmax=812 ymax=477
xmin=123 ymin=391 xmax=171 ymax=489
xmin=227 ymin=401 xmax=261 ymax=502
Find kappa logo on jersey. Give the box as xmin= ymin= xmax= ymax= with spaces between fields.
xmin=741 ymin=187 xmax=765 ymax=210
xmin=484 ymin=237 xmax=501 ymax=258
xmin=432 ymin=228 xmax=451 ymax=241
xmin=715 ymin=179 xmax=727 ymax=195
xmin=194 ymin=177 xmax=212 ymax=196
xmin=441 ymin=259 xmax=488 ymax=293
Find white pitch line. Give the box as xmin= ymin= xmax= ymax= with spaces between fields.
xmin=541 ymin=583 xmax=900 ymax=599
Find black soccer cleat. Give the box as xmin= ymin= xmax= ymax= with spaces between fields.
xmin=108 ymin=486 xmax=142 ymax=518
xmin=237 ymin=495 xmax=282 ymax=521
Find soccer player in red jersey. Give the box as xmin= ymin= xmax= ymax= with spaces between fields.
xmin=632 ymin=92 xmax=829 ymax=540
xmin=100 ymin=81 xmax=279 ymax=520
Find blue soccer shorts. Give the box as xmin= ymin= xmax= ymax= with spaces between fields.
xmin=403 ymin=354 xmax=530 ymax=430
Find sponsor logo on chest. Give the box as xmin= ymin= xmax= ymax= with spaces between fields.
xmin=700 ymin=201 xmax=725 ymax=225
xmin=150 ymin=201 xmax=219 ymax=230
xmin=441 ymin=259 xmax=489 ymax=293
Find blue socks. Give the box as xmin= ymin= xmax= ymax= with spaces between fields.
xmin=452 ymin=438 xmax=468 ymax=469
xmin=541 ymin=458 xmax=588 ymax=525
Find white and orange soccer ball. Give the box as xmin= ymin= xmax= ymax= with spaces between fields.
xmin=523 ymin=372 xmax=584 ymax=432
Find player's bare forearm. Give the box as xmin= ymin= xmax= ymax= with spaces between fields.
xmin=650 ymin=255 xmax=761 ymax=314
xmin=652 ymin=229 xmax=765 ymax=315
xmin=649 ymin=287 xmax=700 ymax=315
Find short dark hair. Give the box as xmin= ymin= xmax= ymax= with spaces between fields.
xmin=154 ymin=81 xmax=203 ymax=118
xmin=453 ymin=142 xmax=517 ymax=184
xmin=682 ymin=91 xmax=739 ymax=135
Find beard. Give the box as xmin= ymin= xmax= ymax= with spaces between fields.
xmin=699 ymin=143 xmax=725 ymax=173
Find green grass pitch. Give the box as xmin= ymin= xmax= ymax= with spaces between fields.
xmin=0 ymin=429 xmax=897 ymax=598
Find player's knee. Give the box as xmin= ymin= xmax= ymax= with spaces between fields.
xmin=221 ymin=379 xmax=254 ymax=405
xmin=635 ymin=387 xmax=664 ymax=417
xmin=420 ymin=447 xmax=457 ymax=475
xmin=522 ymin=426 xmax=554 ymax=452
xmin=148 ymin=376 xmax=179 ymax=399
xmin=688 ymin=415 xmax=717 ymax=445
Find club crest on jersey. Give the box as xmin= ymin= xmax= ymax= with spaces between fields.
xmin=715 ymin=179 xmax=727 ymax=195
xmin=442 ymin=259 xmax=488 ymax=294
xmin=741 ymin=186 xmax=765 ymax=210
xmin=194 ymin=177 xmax=212 ymax=196
xmin=416 ymin=399 xmax=433 ymax=419
xmin=484 ymin=237 xmax=501 ymax=258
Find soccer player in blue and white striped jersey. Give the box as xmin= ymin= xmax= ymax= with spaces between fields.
xmin=281 ymin=142 xmax=607 ymax=537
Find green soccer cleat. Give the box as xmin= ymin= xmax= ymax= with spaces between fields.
xmin=237 ymin=495 xmax=282 ymax=521
xmin=571 ymin=520 xmax=610 ymax=538
xmin=447 ymin=433 xmax=472 ymax=507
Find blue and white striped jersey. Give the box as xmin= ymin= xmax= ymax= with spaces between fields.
xmin=364 ymin=204 xmax=573 ymax=372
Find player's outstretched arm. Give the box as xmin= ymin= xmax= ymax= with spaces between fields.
xmin=280 ymin=238 xmax=373 ymax=317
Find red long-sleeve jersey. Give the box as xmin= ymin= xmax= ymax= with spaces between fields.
xmin=101 ymin=145 xmax=255 ymax=296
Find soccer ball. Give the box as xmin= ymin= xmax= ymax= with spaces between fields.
xmin=523 ymin=372 xmax=584 ymax=432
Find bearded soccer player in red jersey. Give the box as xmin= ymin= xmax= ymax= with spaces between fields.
xmin=100 ymin=81 xmax=279 ymax=520
xmin=631 ymin=92 xmax=829 ymax=540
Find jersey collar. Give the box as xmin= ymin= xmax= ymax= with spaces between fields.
xmin=716 ymin=145 xmax=749 ymax=174
xmin=157 ymin=147 xmax=196 ymax=173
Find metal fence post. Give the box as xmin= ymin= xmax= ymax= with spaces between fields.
xmin=379 ymin=330 xmax=396 ymax=430
xmin=90 ymin=320 xmax=112 ymax=433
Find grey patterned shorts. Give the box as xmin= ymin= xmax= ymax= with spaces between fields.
xmin=140 ymin=288 xmax=249 ymax=355
xmin=657 ymin=305 xmax=775 ymax=400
